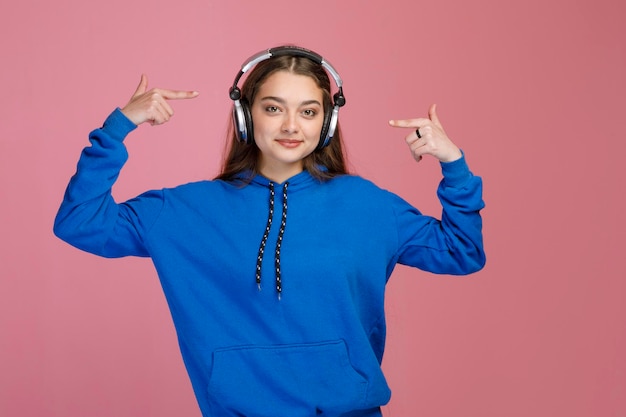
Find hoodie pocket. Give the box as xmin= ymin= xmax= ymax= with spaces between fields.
xmin=207 ymin=340 xmax=368 ymax=417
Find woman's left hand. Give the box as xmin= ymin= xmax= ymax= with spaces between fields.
xmin=389 ymin=104 xmax=463 ymax=163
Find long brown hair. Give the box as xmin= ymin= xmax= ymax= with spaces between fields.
xmin=215 ymin=53 xmax=349 ymax=183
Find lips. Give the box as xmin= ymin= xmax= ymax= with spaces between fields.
xmin=276 ymin=139 xmax=303 ymax=148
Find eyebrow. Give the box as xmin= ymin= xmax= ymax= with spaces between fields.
xmin=259 ymin=96 xmax=322 ymax=107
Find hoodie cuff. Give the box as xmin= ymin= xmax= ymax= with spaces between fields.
xmin=440 ymin=151 xmax=472 ymax=188
xmin=101 ymin=108 xmax=138 ymax=142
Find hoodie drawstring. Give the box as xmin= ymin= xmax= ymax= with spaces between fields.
xmin=255 ymin=182 xmax=289 ymax=299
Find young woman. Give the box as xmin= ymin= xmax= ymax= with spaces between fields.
xmin=54 ymin=46 xmax=485 ymax=417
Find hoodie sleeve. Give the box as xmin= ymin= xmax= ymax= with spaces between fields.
xmin=53 ymin=109 xmax=164 ymax=258
xmin=392 ymin=153 xmax=486 ymax=275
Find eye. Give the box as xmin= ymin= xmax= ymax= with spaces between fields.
xmin=302 ymin=109 xmax=317 ymax=117
xmin=265 ymin=106 xmax=279 ymax=113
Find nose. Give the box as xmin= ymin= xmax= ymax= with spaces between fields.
xmin=281 ymin=112 xmax=299 ymax=134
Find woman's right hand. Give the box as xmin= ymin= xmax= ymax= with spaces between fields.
xmin=121 ymin=74 xmax=199 ymax=126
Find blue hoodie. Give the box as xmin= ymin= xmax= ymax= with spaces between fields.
xmin=54 ymin=109 xmax=485 ymax=417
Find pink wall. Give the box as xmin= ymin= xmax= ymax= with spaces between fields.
xmin=2 ymin=0 xmax=625 ymax=416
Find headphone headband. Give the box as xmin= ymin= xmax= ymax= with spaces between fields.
xmin=229 ymin=46 xmax=346 ymax=148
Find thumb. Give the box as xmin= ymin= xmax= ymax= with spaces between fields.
xmin=132 ymin=74 xmax=148 ymax=97
xmin=428 ymin=103 xmax=442 ymax=128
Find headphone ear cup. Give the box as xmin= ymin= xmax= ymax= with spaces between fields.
xmin=318 ymin=106 xmax=339 ymax=149
xmin=235 ymin=98 xmax=254 ymax=145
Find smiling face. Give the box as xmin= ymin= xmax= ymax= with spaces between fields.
xmin=251 ymin=70 xmax=325 ymax=183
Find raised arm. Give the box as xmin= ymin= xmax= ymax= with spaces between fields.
xmin=53 ymin=76 xmax=199 ymax=257
xmin=389 ymin=105 xmax=485 ymax=275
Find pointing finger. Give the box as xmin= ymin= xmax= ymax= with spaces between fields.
xmin=388 ymin=118 xmax=429 ymax=128
xmin=155 ymin=88 xmax=200 ymax=101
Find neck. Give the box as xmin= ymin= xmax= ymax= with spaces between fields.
xmin=259 ymin=161 xmax=304 ymax=184
xmin=259 ymin=168 xmax=303 ymax=183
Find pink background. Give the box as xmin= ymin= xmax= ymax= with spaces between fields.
xmin=2 ymin=0 xmax=625 ymax=416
